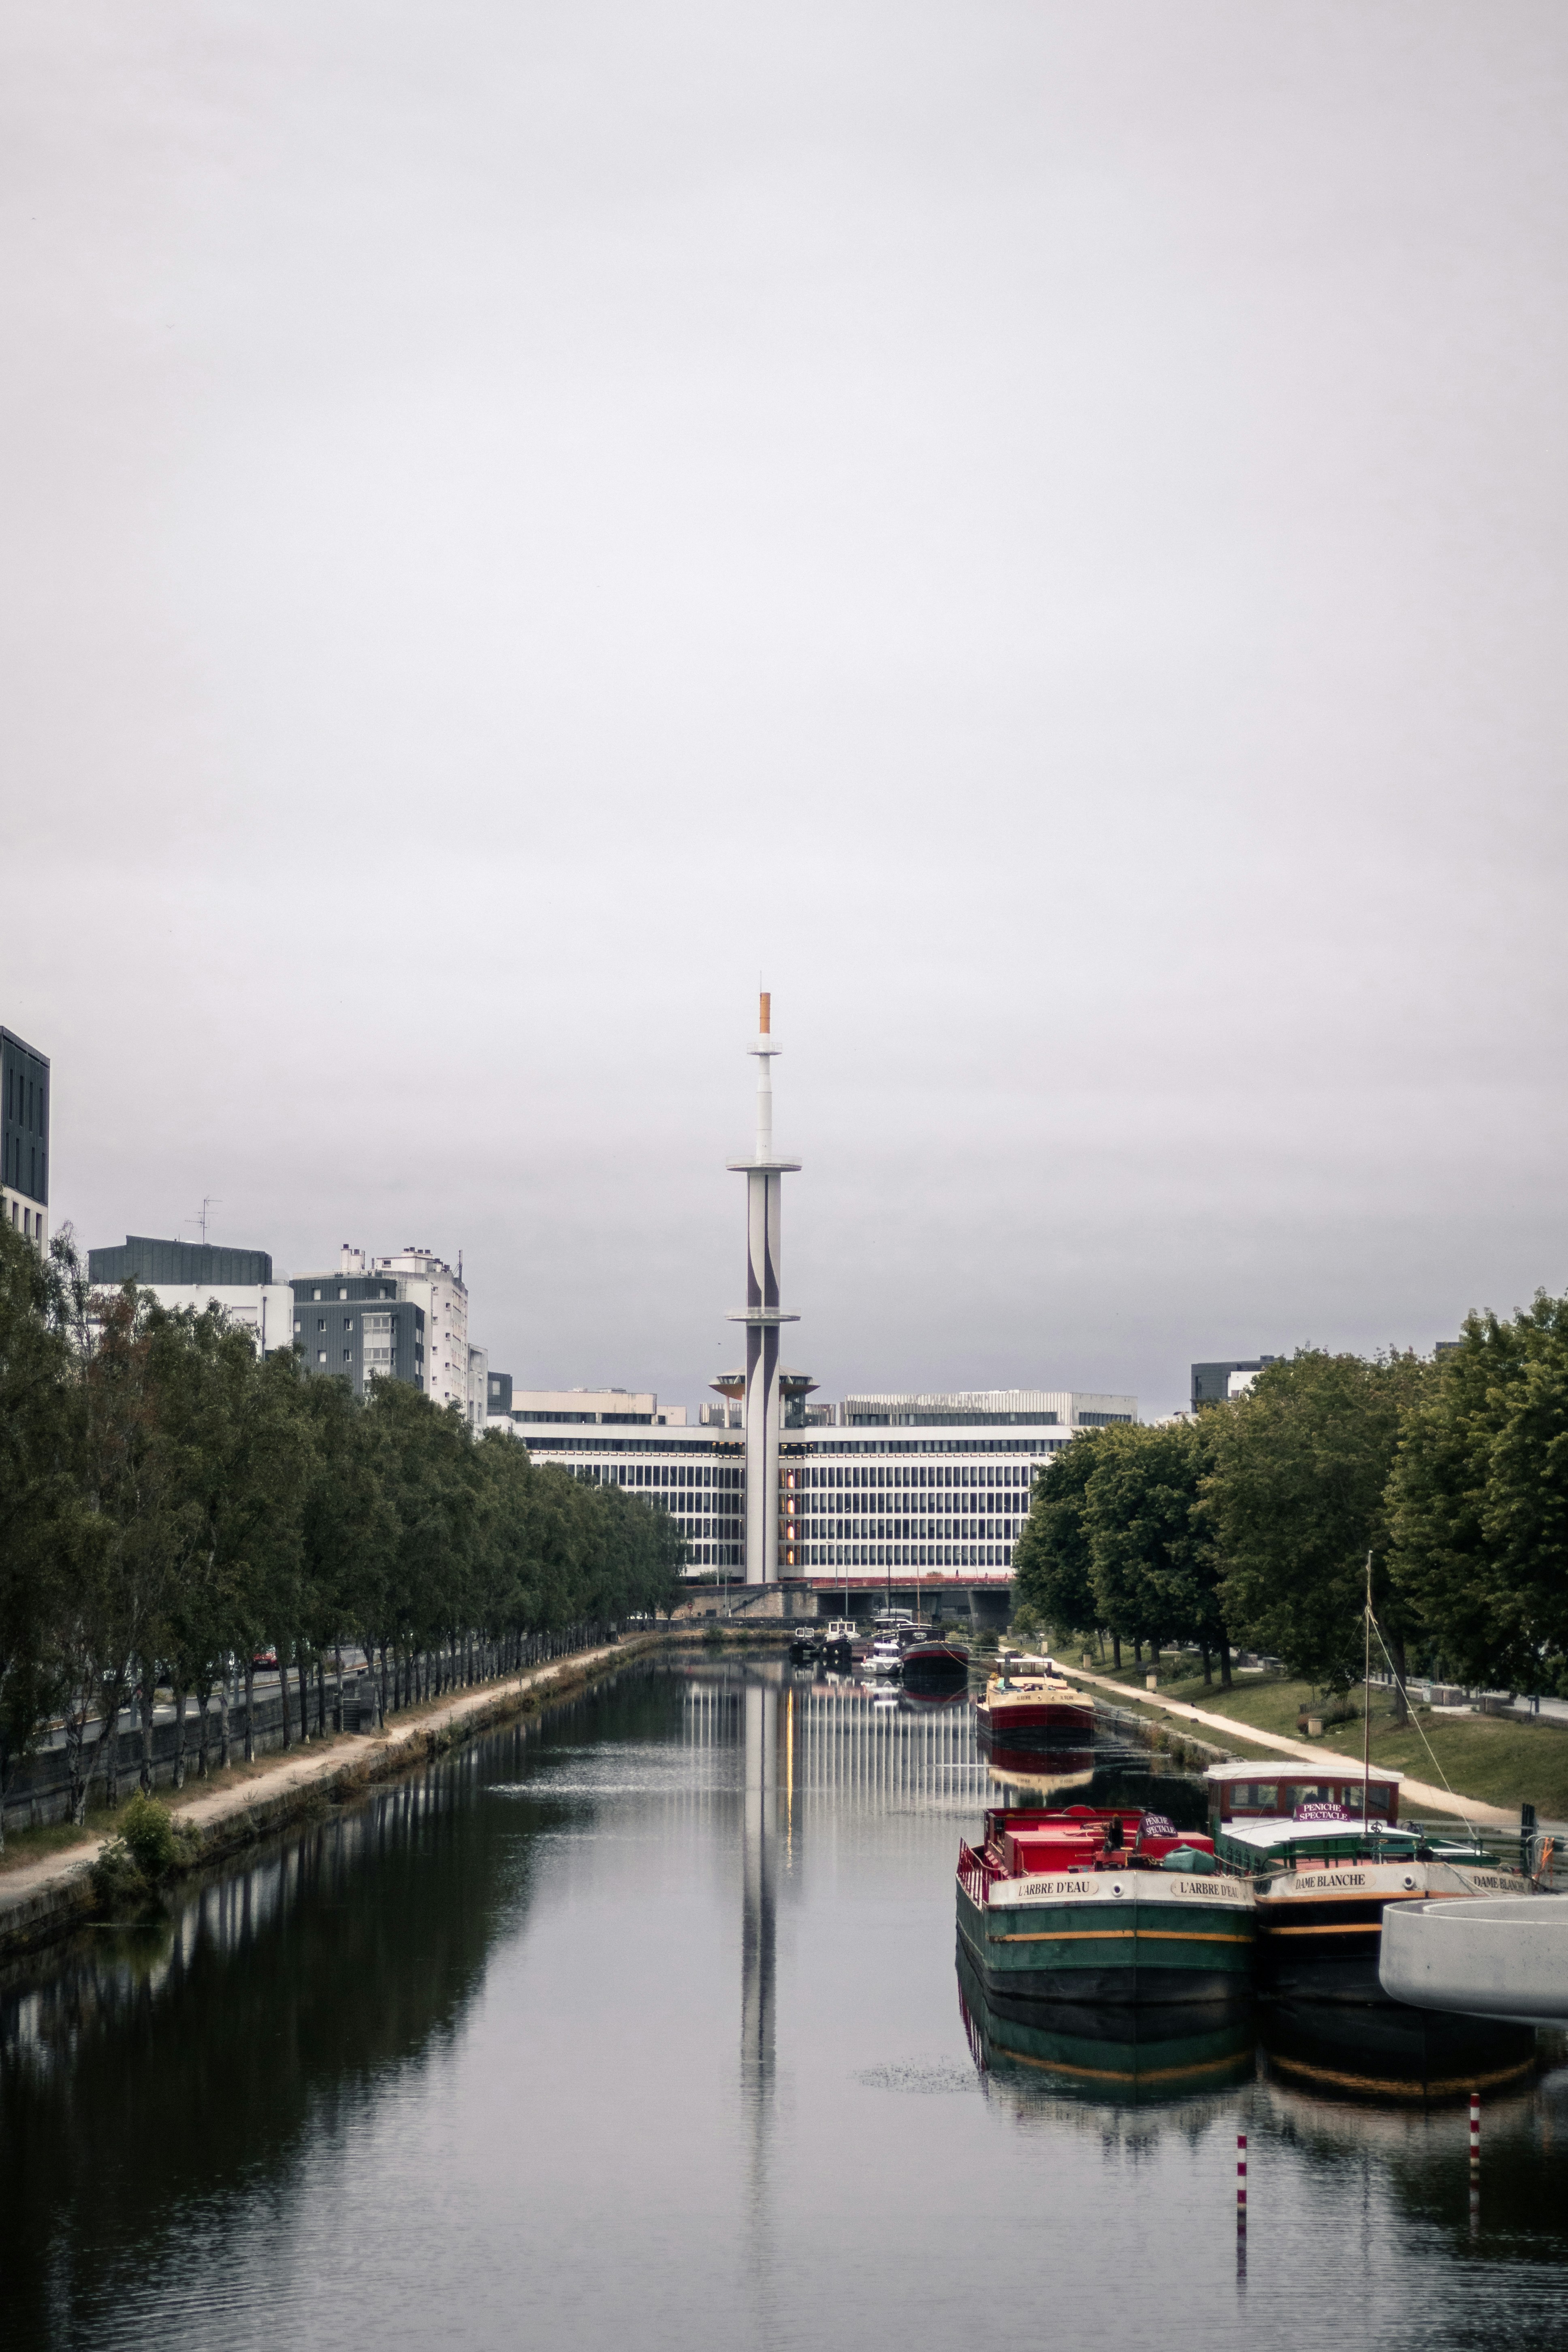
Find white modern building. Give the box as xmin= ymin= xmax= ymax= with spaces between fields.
xmin=87 ymin=1236 xmax=294 ymax=1355
xmin=495 ymin=1387 xmax=689 ymax=1435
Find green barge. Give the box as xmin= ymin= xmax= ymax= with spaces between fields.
xmin=956 ymin=1805 xmax=1256 ymax=2007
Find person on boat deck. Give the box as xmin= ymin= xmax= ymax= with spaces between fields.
xmin=1106 ymin=1816 xmax=1124 ymax=1851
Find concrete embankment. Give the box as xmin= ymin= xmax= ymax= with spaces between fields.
xmin=0 ymin=1633 xmax=662 ymax=1963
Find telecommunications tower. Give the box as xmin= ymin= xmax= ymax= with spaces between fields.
xmin=728 ymin=993 xmax=800 ymax=1585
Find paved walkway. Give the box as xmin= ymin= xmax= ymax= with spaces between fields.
xmin=0 ymin=1637 xmax=641 ymax=1930
xmin=1056 ymin=1660 xmax=1525 ymax=1830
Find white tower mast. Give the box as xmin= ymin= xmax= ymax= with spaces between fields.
xmin=728 ymin=992 xmax=800 ymax=1586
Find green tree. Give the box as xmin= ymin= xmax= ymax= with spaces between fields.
xmin=1389 ymin=1293 xmax=1568 ymax=1691
xmin=1084 ymin=1421 xmax=1233 ymax=1684
xmin=1205 ymin=1348 xmax=1431 ymax=1706
xmin=1012 ymin=1434 xmax=1103 ymax=1654
xmin=0 ymin=1223 xmax=78 ymax=1842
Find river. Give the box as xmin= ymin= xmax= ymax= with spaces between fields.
xmin=2 ymin=1651 xmax=1566 ymax=2351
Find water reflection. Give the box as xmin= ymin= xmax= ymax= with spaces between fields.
xmin=959 ymin=1950 xmax=1254 ymax=2108
xmin=1 ymin=1656 xmax=1566 ymax=2352
xmin=1258 ymin=1996 xmax=1539 ymax=2104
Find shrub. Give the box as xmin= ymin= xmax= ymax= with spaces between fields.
xmin=120 ymin=1792 xmax=181 ymax=1878
xmin=91 ymin=1794 xmax=200 ymax=1914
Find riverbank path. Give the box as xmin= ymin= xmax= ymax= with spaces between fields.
xmin=0 ymin=1635 xmax=646 ymax=1938
xmin=1055 ymin=1659 xmax=1546 ymax=1832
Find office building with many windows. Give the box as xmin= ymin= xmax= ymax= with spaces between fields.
xmin=291 ymin=1244 xmax=482 ymax=1417
xmin=516 ymin=1383 xmax=1134 ymax=1610
xmin=289 ymin=1263 xmax=426 ymax=1398
xmin=2 ymin=1027 xmax=50 ymax=1249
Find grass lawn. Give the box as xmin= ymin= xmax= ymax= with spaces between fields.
xmin=1075 ymin=1658 xmax=1568 ymax=1821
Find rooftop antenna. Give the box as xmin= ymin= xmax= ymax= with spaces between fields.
xmin=190 ymin=1197 xmax=222 ymax=1246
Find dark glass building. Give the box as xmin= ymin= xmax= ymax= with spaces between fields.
xmin=2 ymin=1026 xmax=50 ymax=1247
xmin=89 ymin=1236 xmax=274 ymax=1287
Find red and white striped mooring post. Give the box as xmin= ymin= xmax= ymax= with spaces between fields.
xmin=1237 ymin=2132 xmax=1248 ymax=2224
xmin=1470 ymin=2092 xmax=1481 ymax=2172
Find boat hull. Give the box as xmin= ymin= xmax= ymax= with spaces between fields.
xmin=957 ymin=1869 xmax=1255 ymax=2008
xmin=976 ymin=1699 xmax=1094 ymax=1746
xmin=1253 ymin=1861 xmax=1529 ymax=2006
xmin=901 ymin=1641 xmax=970 ymax=1684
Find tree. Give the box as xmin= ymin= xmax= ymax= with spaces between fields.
xmin=1084 ymin=1421 xmax=1233 ymax=1684
xmin=1389 ymin=1293 xmax=1568 ymax=1691
xmin=1205 ymin=1348 xmax=1431 ymax=1705
xmin=0 ymin=1224 xmax=77 ymax=1842
xmin=1012 ymin=1434 xmax=1103 ymax=1652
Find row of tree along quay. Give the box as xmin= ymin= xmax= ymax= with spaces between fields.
xmin=0 ymin=1221 xmax=686 ymax=1844
xmin=1012 ymin=1298 xmax=1568 ymax=1716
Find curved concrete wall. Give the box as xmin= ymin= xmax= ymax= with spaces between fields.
xmin=1380 ymin=1894 xmax=1568 ymax=2026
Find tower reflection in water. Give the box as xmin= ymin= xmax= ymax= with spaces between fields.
xmin=740 ymin=1676 xmax=778 ymax=2098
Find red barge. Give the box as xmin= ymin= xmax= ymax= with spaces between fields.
xmin=974 ymin=1658 xmax=1095 ymax=1752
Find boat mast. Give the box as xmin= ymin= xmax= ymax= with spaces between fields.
xmin=1362 ymin=1548 xmax=1374 ymax=1827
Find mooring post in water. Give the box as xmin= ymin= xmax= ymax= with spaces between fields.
xmin=1469 ymin=2091 xmax=1480 ymax=2172
xmin=1236 ymin=2132 xmax=1247 ymax=2225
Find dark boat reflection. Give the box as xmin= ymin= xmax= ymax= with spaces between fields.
xmin=1257 ymin=1995 xmax=1538 ymax=2104
xmin=958 ymin=1946 xmax=1254 ymax=2108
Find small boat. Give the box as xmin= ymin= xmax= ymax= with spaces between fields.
xmin=956 ymin=1802 xmax=1255 ymax=2007
xmin=861 ymin=1637 xmax=904 ymax=1678
xmin=900 ymin=1635 xmax=971 ymax=1685
xmin=974 ymin=1657 xmax=1094 ymax=1750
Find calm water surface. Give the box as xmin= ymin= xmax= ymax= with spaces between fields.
xmin=3 ymin=1654 xmax=1566 ymax=2352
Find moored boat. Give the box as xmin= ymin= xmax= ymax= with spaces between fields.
xmin=901 ymin=1635 xmax=970 ymax=1685
xmin=974 ymin=1657 xmax=1094 ymax=1752
xmin=1208 ymin=1767 xmax=1534 ymax=2006
xmin=956 ymin=1802 xmax=1255 ymax=2006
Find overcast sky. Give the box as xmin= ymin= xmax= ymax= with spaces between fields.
xmin=4 ymin=1 xmax=1565 ymax=1419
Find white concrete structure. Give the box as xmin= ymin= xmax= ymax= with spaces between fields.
xmin=727 ymin=994 xmax=799 ymax=1586
xmin=139 ymin=1281 xmax=295 ymax=1355
xmin=467 ymin=1345 xmax=489 ymax=1434
xmin=1380 ymin=1894 xmax=1568 ymax=2026
xmin=88 ymin=1236 xmax=293 ymax=1356
xmin=508 ymin=1388 xmax=687 ymax=1429
xmin=837 ymin=1390 xmax=1137 ymax=1430
xmin=356 ymin=1246 xmax=469 ymax=1414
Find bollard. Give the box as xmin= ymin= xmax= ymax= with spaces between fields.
xmin=1237 ymin=2132 xmax=1248 ymax=2224
xmin=1470 ymin=2091 xmax=1480 ymax=2173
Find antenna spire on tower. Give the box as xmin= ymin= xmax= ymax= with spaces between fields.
xmin=727 ymin=994 xmax=800 ymax=1586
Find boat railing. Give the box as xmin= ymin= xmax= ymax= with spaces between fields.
xmin=957 ymin=1841 xmax=1004 ymax=1906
